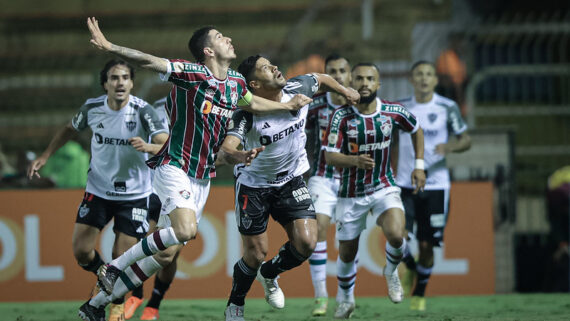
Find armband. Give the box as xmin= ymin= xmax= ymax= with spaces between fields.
xmin=237 ymin=91 xmax=253 ymax=107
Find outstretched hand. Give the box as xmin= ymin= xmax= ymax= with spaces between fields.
xmin=288 ymin=94 xmax=313 ymax=110
xmin=87 ymin=17 xmax=112 ymax=51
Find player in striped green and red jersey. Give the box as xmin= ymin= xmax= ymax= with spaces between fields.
xmin=323 ymin=63 xmax=425 ymax=318
xmin=81 ymin=18 xmax=312 ymax=321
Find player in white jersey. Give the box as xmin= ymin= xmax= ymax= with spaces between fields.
xmin=27 ymin=59 xmax=169 ymax=321
xmin=124 ymin=96 xmax=177 ymax=320
xmin=305 ymin=54 xmax=352 ymax=316
xmin=217 ymin=55 xmax=359 ymax=321
xmin=395 ymin=61 xmax=471 ymax=311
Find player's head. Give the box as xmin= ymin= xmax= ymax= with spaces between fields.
xmin=351 ymin=63 xmax=380 ymax=104
xmin=238 ymin=55 xmax=286 ymax=92
xmin=325 ymin=54 xmax=351 ymax=87
xmin=410 ymin=60 xmax=438 ymax=96
xmin=189 ymin=26 xmax=235 ymax=63
xmin=100 ymin=59 xmax=134 ymax=102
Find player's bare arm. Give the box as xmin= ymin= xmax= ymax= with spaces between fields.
xmin=325 ymin=151 xmax=375 ymax=170
xmin=217 ymin=135 xmax=265 ymax=166
xmin=411 ymin=127 xmax=426 ymax=193
xmin=27 ymin=123 xmax=78 ymax=179
xmin=241 ymin=94 xmax=312 ymax=113
xmin=87 ymin=17 xmax=168 ymax=74
xmin=435 ymin=131 xmax=471 ymax=155
xmin=314 ymin=73 xmax=360 ymax=105
xmin=128 ymin=133 xmax=169 ymax=155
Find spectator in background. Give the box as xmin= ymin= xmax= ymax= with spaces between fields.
xmin=544 ymin=166 xmax=570 ymax=292
xmin=436 ymin=34 xmax=467 ymax=114
xmin=40 ymin=141 xmax=89 ymax=188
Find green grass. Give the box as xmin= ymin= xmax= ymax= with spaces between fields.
xmin=1 ymin=294 xmax=569 ymax=321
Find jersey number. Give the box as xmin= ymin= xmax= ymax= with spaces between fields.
xmin=241 ymin=194 xmax=249 ymax=210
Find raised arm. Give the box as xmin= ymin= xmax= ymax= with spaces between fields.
xmin=239 ymin=93 xmax=313 ymax=113
xmin=27 ymin=123 xmax=78 ymax=179
xmin=314 ymin=73 xmax=360 ymax=105
xmin=87 ymin=17 xmax=168 ymax=74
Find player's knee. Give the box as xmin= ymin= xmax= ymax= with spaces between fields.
xmin=173 ymin=221 xmax=197 ymax=242
xmin=294 ymin=237 xmax=317 ymax=258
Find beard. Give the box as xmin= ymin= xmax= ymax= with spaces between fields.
xmin=358 ymin=91 xmax=377 ymax=104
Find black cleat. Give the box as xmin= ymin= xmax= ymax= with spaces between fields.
xmin=78 ymin=300 xmax=105 ymax=321
xmin=97 ymin=264 xmax=121 ymax=295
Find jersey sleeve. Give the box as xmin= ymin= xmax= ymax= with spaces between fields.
xmin=159 ymin=59 xmax=207 ymax=87
xmin=283 ymin=74 xmax=320 ymax=98
xmin=385 ymin=104 xmax=419 ymax=134
xmin=70 ymin=104 xmax=89 ymax=132
xmin=323 ymin=108 xmax=346 ymax=153
xmin=447 ymin=101 xmax=468 ymax=135
xmin=226 ymin=109 xmax=253 ymax=144
xmin=152 ymin=98 xmax=170 ymax=130
xmin=139 ymin=103 xmax=169 ymax=137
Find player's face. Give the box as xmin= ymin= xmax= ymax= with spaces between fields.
xmin=410 ymin=63 xmax=438 ymax=96
xmin=351 ymin=66 xmax=380 ymax=99
xmin=207 ymin=29 xmax=236 ymax=61
xmin=104 ymin=65 xmax=133 ymax=102
xmin=325 ymin=58 xmax=351 ymax=87
xmin=253 ymin=57 xmax=287 ymax=89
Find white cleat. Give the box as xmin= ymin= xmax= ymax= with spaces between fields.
xmin=224 ymin=303 xmax=244 ymax=321
xmin=334 ymin=301 xmax=355 ymax=319
xmin=256 ymin=267 xmax=285 ymax=309
xmin=383 ymin=266 xmax=403 ymax=303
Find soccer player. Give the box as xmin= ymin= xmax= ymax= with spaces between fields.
xmin=305 ymin=54 xmax=352 ymax=316
xmin=125 ymin=97 xmax=176 ymax=320
xmin=80 ymin=18 xmax=312 ymax=321
xmin=217 ymin=55 xmax=359 ymax=321
xmin=27 ymin=59 xmax=169 ymax=321
xmin=396 ymin=61 xmax=471 ymax=311
xmin=323 ymin=63 xmax=425 ymax=319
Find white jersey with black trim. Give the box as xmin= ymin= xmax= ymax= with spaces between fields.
xmin=71 ymin=94 xmax=169 ymax=200
xmin=227 ymin=74 xmax=319 ymax=187
xmin=396 ymin=93 xmax=468 ymax=190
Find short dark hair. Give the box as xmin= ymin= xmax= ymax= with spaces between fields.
xmin=410 ymin=60 xmax=435 ymax=73
xmin=238 ymin=54 xmax=263 ymax=88
xmin=352 ymin=62 xmax=380 ymax=76
xmin=188 ymin=26 xmax=215 ymax=63
xmin=99 ymin=59 xmax=134 ymax=88
xmin=325 ymin=54 xmax=349 ymax=67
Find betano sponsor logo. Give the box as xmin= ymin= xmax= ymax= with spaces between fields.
xmin=201 ymin=101 xmax=234 ymax=118
xmin=349 ymin=140 xmax=391 ymax=153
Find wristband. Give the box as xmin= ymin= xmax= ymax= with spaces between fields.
xmin=414 ymin=159 xmax=425 ymax=170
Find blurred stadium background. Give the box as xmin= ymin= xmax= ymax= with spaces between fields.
xmin=0 ymin=0 xmax=569 ymax=307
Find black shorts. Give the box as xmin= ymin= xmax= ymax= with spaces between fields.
xmin=235 ymin=176 xmax=316 ymax=235
xmin=147 ymin=193 xmax=162 ymax=223
xmin=401 ymin=188 xmax=450 ymax=246
xmin=75 ymin=192 xmax=150 ymax=239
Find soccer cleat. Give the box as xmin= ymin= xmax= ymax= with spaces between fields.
xmin=334 ymin=301 xmax=355 ymax=319
xmin=312 ymin=297 xmax=328 ymax=316
xmin=383 ymin=266 xmax=403 ymax=303
xmin=78 ymin=300 xmax=106 ymax=321
xmin=224 ymin=303 xmax=245 ymax=321
xmin=124 ymin=296 xmax=143 ymax=319
xmin=401 ymin=267 xmax=417 ymax=297
xmin=256 ymin=267 xmax=285 ymax=309
xmin=98 ymin=264 xmax=121 ymax=295
xmin=141 ymin=307 xmax=160 ymax=320
xmin=410 ymin=295 xmax=426 ymax=311
xmin=109 ymin=303 xmax=125 ymax=321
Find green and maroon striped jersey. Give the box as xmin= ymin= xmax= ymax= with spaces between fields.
xmin=324 ymin=98 xmax=419 ymax=197
xmin=306 ymin=92 xmax=342 ymax=179
xmin=147 ymin=59 xmax=250 ymax=179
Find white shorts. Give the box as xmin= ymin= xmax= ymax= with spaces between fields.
xmin=307 ymin=176 xmax=340 ymax=218
xmin=152 ymin=164 xmax=210 ymax=228
xmin=335 ymin=186 xmax=404 ymax=241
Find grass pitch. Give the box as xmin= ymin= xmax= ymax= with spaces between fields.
xmin=1 ymin=293 xmax=569 ymax=321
